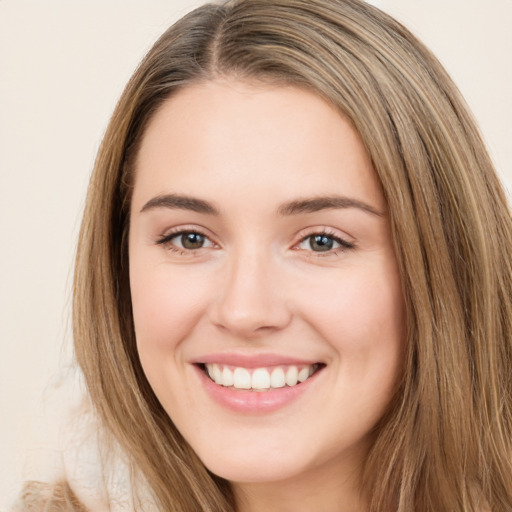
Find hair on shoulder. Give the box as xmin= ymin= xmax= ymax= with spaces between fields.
xmin=12 ymin=481 xmax=87 ymax=512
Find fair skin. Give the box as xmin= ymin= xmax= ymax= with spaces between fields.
xmin=129 ymin=79 xmax=405 ymax=512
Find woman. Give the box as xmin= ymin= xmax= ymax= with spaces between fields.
xmin=16 ymin=0 xmax=512 ymax=510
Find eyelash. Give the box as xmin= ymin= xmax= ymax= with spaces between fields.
xmin=155 ymin=228 xmax=355 ymax=257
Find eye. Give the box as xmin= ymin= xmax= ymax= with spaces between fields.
xmin=297 ymin=232 xmax=354 ymax=253
xmin=156 ymin=230 xmax=215 ymax=252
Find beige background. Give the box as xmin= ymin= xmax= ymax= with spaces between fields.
xmin=1 ymin=1 xmax=511 ymax=508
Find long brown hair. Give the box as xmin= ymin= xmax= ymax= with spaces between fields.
xmin=69 ymin=0 xmax=512 ymax=510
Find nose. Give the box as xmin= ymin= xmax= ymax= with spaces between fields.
xmin=209 ymin=250 xmax=293 ymax=339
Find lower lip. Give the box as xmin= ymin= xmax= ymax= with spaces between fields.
xmin=194 ymin=365 xmax=323 ymax=414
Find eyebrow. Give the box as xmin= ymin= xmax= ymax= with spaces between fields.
xmin=277 ymin=196 xmax=384 ymax=217
xmin=140 ymin=193 xmax=383 ymax=217
xmin=141 ymin=194 xmax=220 ymax=215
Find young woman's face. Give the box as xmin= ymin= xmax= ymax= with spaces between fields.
xmin=129 ymin=80 xmax=405 ymax=489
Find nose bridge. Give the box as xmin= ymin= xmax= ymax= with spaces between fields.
xmin=210 ymin=242 xmax=291 ymax=337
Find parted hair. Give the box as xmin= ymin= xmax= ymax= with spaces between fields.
xmin=24 ymin=0 xmax=512 ymax=511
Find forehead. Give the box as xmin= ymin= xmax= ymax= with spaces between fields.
xmin=131 ymin=79 xmax=385 ymax=215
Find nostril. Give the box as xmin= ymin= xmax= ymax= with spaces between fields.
xmin=209 ymin=302 xmax=293 ymax=338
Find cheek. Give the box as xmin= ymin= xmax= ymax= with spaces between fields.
xmin=305 ymin=273 xmax=404 ymax=428
xmin=300 ymin=267 xmax=405 ymax=351
xmin=297 ymin=263 xmax=406 ymax=414
xmin=130 ymin=263 xmax=211 ymax=359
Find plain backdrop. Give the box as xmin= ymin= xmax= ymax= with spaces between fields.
xmin=1 ymin=1 xmax=511 ymax=509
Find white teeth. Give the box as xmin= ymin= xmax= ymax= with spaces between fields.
xmin=297 ymin=367 xmax=310 ymax=382
xmin=212 ymin=364 xmax=223 ymax=384
xmin=204 ymin=363 xmax=319 ymax=390
xmin=222 ymin=366 xmax=234 ymax=387
xmin=285 ymin=366 xmax=298 ymax=386
xmin=233 ymin=367 xmax=251 ymax=389
xmin=251 ymin=368 xmax=271 ymax=390
xmin=270 ymin=367 xmax=286 ymax=388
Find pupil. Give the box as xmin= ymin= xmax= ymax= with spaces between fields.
xmin=182 ymin=233 xmax=204 ymax=249
xmin=310 ymin=235 xmax=333 ymax=252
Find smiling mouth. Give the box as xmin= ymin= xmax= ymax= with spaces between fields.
xmin=199 ymin=363 xmax=325 ymax=391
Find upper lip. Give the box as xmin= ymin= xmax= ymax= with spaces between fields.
xmin=193 ymin=352 xmax=323 ymax=368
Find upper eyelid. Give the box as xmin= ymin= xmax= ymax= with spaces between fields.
xmin=156 ymin=226 xmax=216 ymax=245
xmin=158 ymin=226 xmax=352 ymax=242
xmin=294 ymin=226 xmax=354 ymax=244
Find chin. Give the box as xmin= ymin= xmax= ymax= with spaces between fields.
xmin=184 ymin=430 xmax=305 ymax=483
xmin=203 ymin=455 xmax=304 ymax=484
